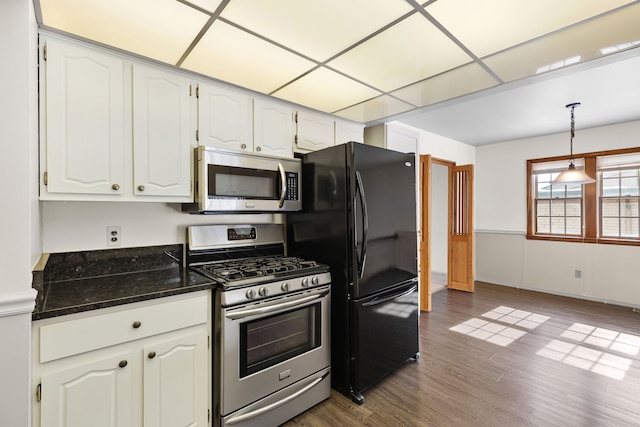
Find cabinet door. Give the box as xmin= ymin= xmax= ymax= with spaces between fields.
xmin=43 ymin=38 xmax=125 ymax=196
xmin=133 ymin=64 xmax=193 ymax=199
xmin=386 ymin=124 xmax=419 ymax=153
xmin=40 ymin=350 xmax=135 ymax=427
xmin=253 ymin=98 xmax=294 ymax=158
xmin=335 ymin=119 xmax=364 ymax=145
xmin=143 ymin=327 xmax=209 ymax=427
xmin=198 ymin=83 xmax=252 ymax=152
xmin=296 ymin=110 xmax=335 ymax=152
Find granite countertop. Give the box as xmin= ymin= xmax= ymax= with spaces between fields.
xmin=32 ymin=244 xmax=214 ymax=320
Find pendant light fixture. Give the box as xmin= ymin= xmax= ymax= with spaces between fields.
xmin=552 ymin=102 xmax=595 ymax=185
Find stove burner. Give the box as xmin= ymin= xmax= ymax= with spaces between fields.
xmin=194 ymin=255 xmax=320 ymax=286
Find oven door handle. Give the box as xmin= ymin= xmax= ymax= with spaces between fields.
xmin=226 ymin=370 xmax=330 ymax=425
xmin=225 ymin=288 xmax=329 ymax=320
xmin=277 ymin=162 xmax=287 ymax=208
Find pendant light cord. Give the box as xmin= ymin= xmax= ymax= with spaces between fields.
xmin=566 ymin=102 xmax=580 ymax=167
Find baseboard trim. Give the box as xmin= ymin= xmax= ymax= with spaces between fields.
xmin=0 ymin=289 xmax=38 ymax=318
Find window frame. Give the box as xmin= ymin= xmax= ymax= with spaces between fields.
xmin=527 ymin=147 xmax=640 ymax=246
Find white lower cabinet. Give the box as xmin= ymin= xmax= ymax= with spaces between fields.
xmin=33 ymin=292 xmax=210 ymax=427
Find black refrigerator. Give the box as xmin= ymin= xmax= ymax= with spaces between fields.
xmin=287 ymin=141 xmax=419 ymax=404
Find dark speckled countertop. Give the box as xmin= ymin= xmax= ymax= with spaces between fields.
xmin=32 ymin=244 xmax=214 ymax=320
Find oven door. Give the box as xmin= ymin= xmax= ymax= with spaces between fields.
xmin=220 ymin=285 xmax=331 ymax=417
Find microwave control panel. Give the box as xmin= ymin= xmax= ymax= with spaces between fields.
xmin=286 ymin=172 xmax=299 ymax=201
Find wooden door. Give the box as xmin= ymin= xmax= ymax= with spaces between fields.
xmin=448 ymin=165 xmax=474 ymax=292
xmin=419 ymin=155 xmax=432 ymax=311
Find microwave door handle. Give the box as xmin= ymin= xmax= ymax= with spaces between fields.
xmin=277 ymin=163 xmax=287 ymax=208
xmin=355 ymin=171 xmax=368 ymax=278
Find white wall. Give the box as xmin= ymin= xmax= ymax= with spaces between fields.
xmin=476 ymin=120 xmax=640 ymax=307
xmin=0 ymin=0 xmax=39 ymax=425
xmin=42 ymin=201 xmax=280 ymax=253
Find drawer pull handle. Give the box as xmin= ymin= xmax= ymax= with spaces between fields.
xmin=112 ymin=184 xmax=120 ymax=191
xmin=148 ymin=351 xmax=156 ymax=359
xmin=132 ymin=321 xmax=141 ymax=329
xmin=137 ymin=185 xmax=145 ymax=192
xmin=119 ymin=360 xmax=128 ymax=368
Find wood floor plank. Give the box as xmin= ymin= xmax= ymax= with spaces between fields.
xmin=283 ymin=282 xmax=640 ymax=426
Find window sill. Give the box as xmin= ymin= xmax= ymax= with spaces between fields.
xmin=526 ymin=234 xmax=640 ymax=246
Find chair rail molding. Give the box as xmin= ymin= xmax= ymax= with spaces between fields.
xmin=0 ymin=289 xmax=37 ymax=317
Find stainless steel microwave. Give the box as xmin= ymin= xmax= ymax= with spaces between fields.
xmin=184 ymin=146 xmax=301 ymax=213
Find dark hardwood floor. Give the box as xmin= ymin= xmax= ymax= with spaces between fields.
xmin=283 ymin=282 xmax=640 ymax=426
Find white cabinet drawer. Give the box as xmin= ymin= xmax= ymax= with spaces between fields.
xmin=38 ymin=294 xmax=208 ymax=363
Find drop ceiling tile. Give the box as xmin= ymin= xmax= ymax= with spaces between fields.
xmin=39 ymin=0 xmax=210 ymax=64
xmin=391 ymin=63 xmax=499 ymax=107
xmin=181 ymin=21 xmax=317 ymax=94
xmin=181 ymin=0 xmax=223 ymax=13
xmin=426 ymin=0 xmax=635 ymax=58
xmin=484 ymin=4 xmax=640 ymax=82
xmin=219 ymin=0 xmax=413 ymax=62
xmin=334 ymin=95 xmax=415 ymax=123
xmin=272 ymin=67 xmax=381 ymax=113
xmin=328 ymin=14 xmax=472 ymax=93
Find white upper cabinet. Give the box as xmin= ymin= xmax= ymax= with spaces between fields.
xmin=132 ymin=64 xmax=193 ymax=198
xmin=335 ymin=119 xmax=365 ymax=145
xmin=41 ymin=38 xmax=126 ymax=196
xmin=253 ymin=98 xmax=295 ymax=158
xmin=39 ymin=35 xmax=194 ymax=202
xmin=197 ymin=82 xmax=253 ymax=152
xmin=295 ymin=110 xmax=335 ymax=152
xmin=364 ymin=123 xmax=419 ymax=153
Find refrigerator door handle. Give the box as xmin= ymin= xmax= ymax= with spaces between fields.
xmin=355 ymin=170 xmax=368 ymax=278
xmin=277 ymin=162 xmax=287 ymax=208
xmin=362 ymin=284 xmax=418 ymax=308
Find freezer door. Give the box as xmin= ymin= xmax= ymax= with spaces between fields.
xmin=352 ymin=143 xmax=418 ymax=299
xmin=352 ymin=280 xmax=419 ymax=399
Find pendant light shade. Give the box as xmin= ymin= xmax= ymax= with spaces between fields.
xmin=552 ymin=102 xmax=595 ymax=185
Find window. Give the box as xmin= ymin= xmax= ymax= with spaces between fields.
xmin=527 ymin=148 xmax=640 ymax=245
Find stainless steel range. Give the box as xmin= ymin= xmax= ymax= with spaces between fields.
xmin=186 ymin=224 xmax=331 ymax=427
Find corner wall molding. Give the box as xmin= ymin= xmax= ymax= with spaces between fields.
xmin=0 ymin=289 xmax=38 ymax=318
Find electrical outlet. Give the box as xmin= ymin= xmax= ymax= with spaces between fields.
xmin=107 ymin=226 xmax=121 ymax=247
xmin=574 ymin=269 xmax=582 ymax=279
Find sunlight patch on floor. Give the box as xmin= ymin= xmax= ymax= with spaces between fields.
xmin=560 ymin=323 xmax=640 ymax=356
xmin=449 ymin=317 xmax=527 ymax=347
xmin=481 ymin=306 xmax=550 ymax=329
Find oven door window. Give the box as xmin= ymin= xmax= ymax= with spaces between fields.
xmin=208 ymin=165 xmax=280 ymax=200
xmin=240 ymin=303 xmax=321 ymax=378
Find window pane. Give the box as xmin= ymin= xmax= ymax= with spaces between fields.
xmin=621 ymin=218 xmax=639 ymax=237
xmin=602 ymin=217 xmax=619 ymax=236
xmin=536 ymin=200 xmax=550 ymax=216
xmin=537 ymin=217 xmax=550 ymax=233
xmin=566 ymin=217 xmax=581 ymax=235
xmin=551 ymin=218 xmax=565 ymax=234
xmin=550 ymin=184 xmax=565 ymax=198
xmin=620 ymin=169 xmax=638 ymax=178
xmin=620 ymin=177 xmax=639 ymax=196
xmin=601 ymin=199 xmax=619 ymax=217
xmin=602 ymin=170 xmax=619 ymax=179
xmin=537 ymin=182 xmax=551 ymax=199
xmin=602 ymin=178 xmax=620 ymax=197
xmin=566 ymin=184 xmax=582 ymax=198
xmin=565 ymin=199 xmax=581 ymax=217
xmin=620 ymin=198 xmax=639 ymax=217
xmin=551 ymin=199 xmax=565 ymax=216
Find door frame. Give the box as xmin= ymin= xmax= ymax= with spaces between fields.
xmin=419 ymin=155 xmax=457 ymax=312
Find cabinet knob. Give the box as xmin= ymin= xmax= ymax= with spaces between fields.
xmin=132 ymin=321 xmax=141 ymax=329
xmin=256 ymin=146 xmax=261 ymax=152
xmin=137 ymin=185 xmax=145 ymax=192
xmin=148 ymin=351 xmax=156 ymax=359
xmin=112 ymin=184 xmax=120 ymax=191
xmin=119 ymin=360 xmax=128 ymax=368
xmin=241 ymin=143 xmax=247 ymax=149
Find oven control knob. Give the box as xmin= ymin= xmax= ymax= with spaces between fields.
xmin=301 ymin=278 xmax=309 ymax=287
xmin=281 ymin=282 xmax=290 ymax=292
xmin=258 ymin=287 xmax=268 ymax=297
xmin=311 ymin=276 xmax=319 ymax=285
xmin=246 ymin=289 xmax=257 ymax=299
